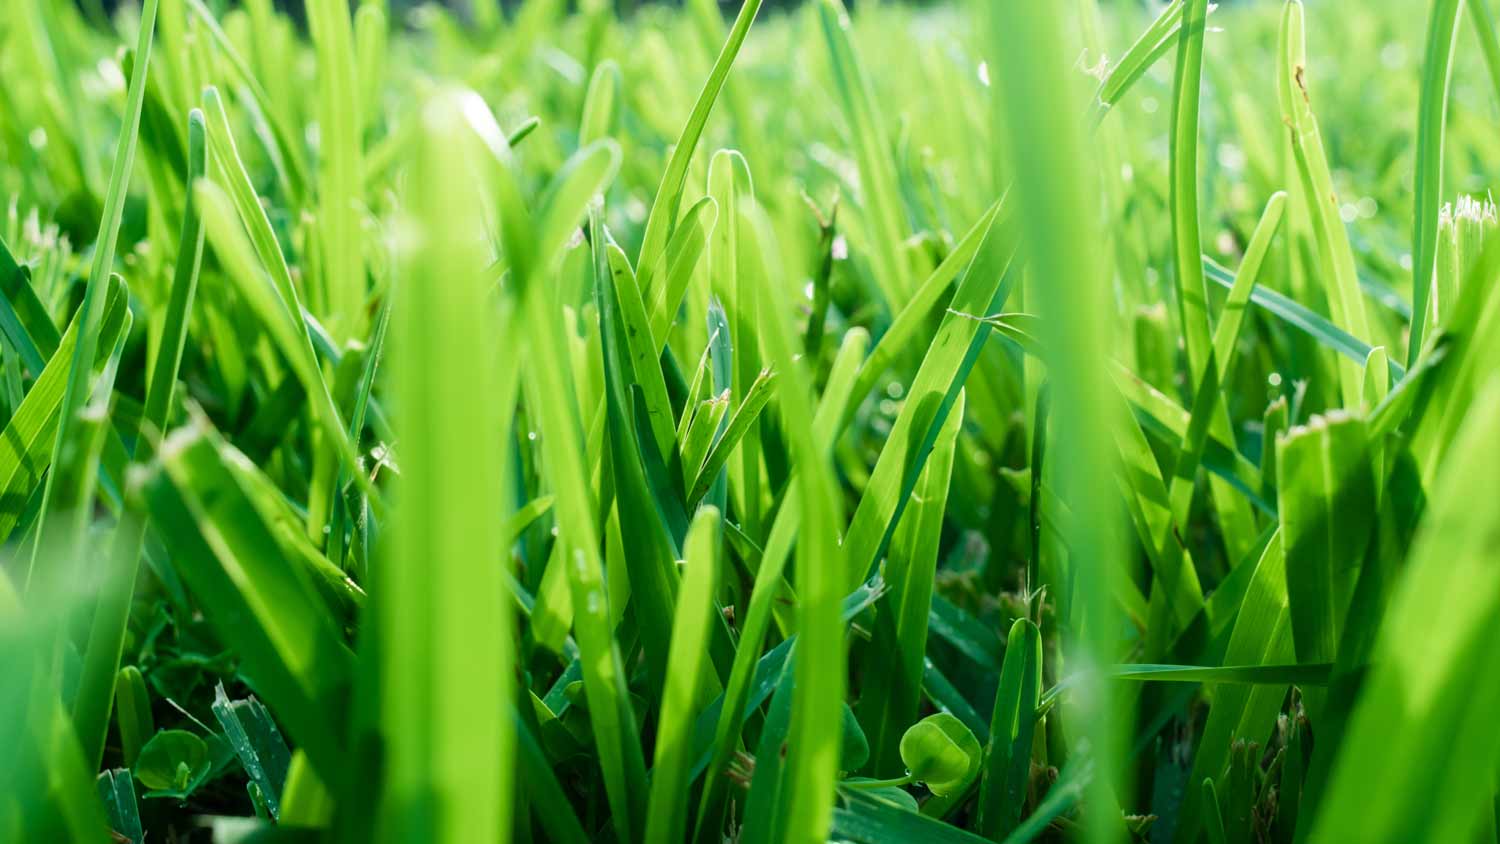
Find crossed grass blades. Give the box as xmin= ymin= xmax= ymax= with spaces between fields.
xmin=1 ymin=0 xmax=1499 ymax=841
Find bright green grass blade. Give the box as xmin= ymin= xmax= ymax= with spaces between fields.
xmin=184 ymin=0 xmax=310 ymax=200
xmin=604 ymin=243 xmax=678 ymax=459
xmin=692 ymin=327 xmax=869 ymax=842
xmin=679 ymin=391 xmax=730 ymax=491
xmin=985 ymin=3 xmax=1126 ymax=841
xmin=1311 ymin=382 xmax=1500 ymax=842
xmin=0 ymin=275 xmax=128 ymax=547
xmin=643 ymin=506 xmax=721 ymax=844
xmin=1093 ymin=0 xmax=1193 ymax=116
xmin=839 ymin=206 xmax=1017 ymax=593
xmin=1168 ymin=0 xmax=1212 ymax=385
xmin=1408 ymin=0 xmax=1464 ymax=367
xmin=687 ymin=367 xmax=775 ymax=504
xmin=198 ymin=88 xmax=379 ymax=510
xmin=844 ymin=196 xmax=1004 ymax=427
xmin=372 ymin=92 xmax=515 ymax=844
xmin=977 ymin=618 xmax=1042 ymax=841
xmin=306 ymin=0 xmax=365 ymax=334
xmin=598 ymin=235 xmax=693 ymax=702
xmin=580 ymin=59 xmax=622 ymax=145
xmin=137 ymin=417 xmax=354 ymax=788
xmin=1470 ymin=0 xmax=1500 ymax=104
xmin=1277 ymin=413 xmax=1374 ymax=675
xmin=859 ymin=390 xmax=963 ymax=777
xmin=744 ymin=202 xmax=847 ymax=844
xmin=30 ymin=0 xmax=159 ymax=584
xmin=1277 ymin=0 xmax=1371 ymax=406
xmin=646 ymin=196 xmax=717 ymax=347
xmin=817 ymin=0 xmax=910 ymax=308
xmin=522 ymin=204 xmax=646 ymax=842
xmin=73 ymin=107 xmax=208 ymax=771
xmin=635 ymin=0 xmax=763 ymax=294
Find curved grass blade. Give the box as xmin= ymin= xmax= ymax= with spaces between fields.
xmin=635 ymin=0 xmax=764 ymax=293
xmin=1408 ymin=0 xmax=1464 ymax=366
xmin=73 ymin=108 xmax=209 ymax=770
xmin=30 ymin=0 xmax=160 ymax=585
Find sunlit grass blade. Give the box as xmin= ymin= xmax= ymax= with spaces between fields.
xmin=1277 ymin=0 xmax=1371 ymax=405
xmin=369 ymin=91 xmax=516 ymax=843
xmin=73 ymin=107 xmax=208 ymax=771
xmin=635 ymin=0 xmax=764 ymax=292
xmin=977 ymin=617 xmax=1041 ymax=841
xmin=1408 ymin=0 xmax=1464 ymax=366
xmin=984 ymin=2 xmax=1127 ymax=841
xmin=30 ymin=0 xmax=159 ymax=584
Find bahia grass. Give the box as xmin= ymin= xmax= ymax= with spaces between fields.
xmin=0 ymin=0 xmax=1498 ymax=842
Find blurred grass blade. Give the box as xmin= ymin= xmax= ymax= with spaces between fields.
xmin=372 ymin=92 xmax=516 ymax=842
xmin=1311 ymin=382 xmax=1500 ymax=842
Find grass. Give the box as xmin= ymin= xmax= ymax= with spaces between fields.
xmin=1 ymin=0 xmax=1500 ymax=842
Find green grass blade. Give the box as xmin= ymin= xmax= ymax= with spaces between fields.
xmin=1311 ymin=383 xmax=1500 ymax=842
xmin=31 ymin=0 xmax=159 ymax=584
xmin=635 ymin=0 xmax=764 ymax=293
xmin=1408 ymin=0 xmax=1464 ymax=367
xmin=373 ymin=92 xmax=516 ymax=843
xmin=859 ymin=390 xmax=963 ymax=777
xmin=984 ymin=2 xmax=1126 ymax=840
xmin=1277 ymin=0 xmax=1371 ymax=405
xmin=306 ymin=0 xmax=366 ymax=335
xmin=977 ymin=618 xmax=1042 ymax=841
xmin=643 ymin=506 xmax=721 ymax=844
xmin=817 ymin=0 xmax=911 ymax=308
xmin=73 ymin=107 xmax=209 ymax=771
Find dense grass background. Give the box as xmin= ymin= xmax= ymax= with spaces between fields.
xmin=3 ymin=0 xmax=1499 ymax=842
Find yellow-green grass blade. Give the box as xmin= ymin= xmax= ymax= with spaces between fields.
xmin=839 ymin=206 xmax=1018 ymax=594
xmin=745 ymin=201 xmax=847 ymax=844
xmin=984 ymin=2 xmax=1127 ymax=841
xmin=198 ymin=88 xmax=380 ymax=511
xmin=0 ymin=275 xmax=129 ymax=548
xmin=306 ymin=0 xmax=366 ymax=335
xmin=1277 ymin=0 xmax=1371 ymax=406
xmin=643 ymin=506 xmax=722 ymax=844
xmin=370 ymin=92 xmax=516 ymax=843
xmin=1276 ymin=414 xmax=1374 ymax=684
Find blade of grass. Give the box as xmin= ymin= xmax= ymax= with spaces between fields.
xmin=643 ymin=506 xmax=722 ymax=844
xmin=29 ymin=0 xmax=159 ymax=586
xmin=73 ymin=108 xmax=209 ymax=770
xmin=1408 ymin=0 xmax=1464 ymax=367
